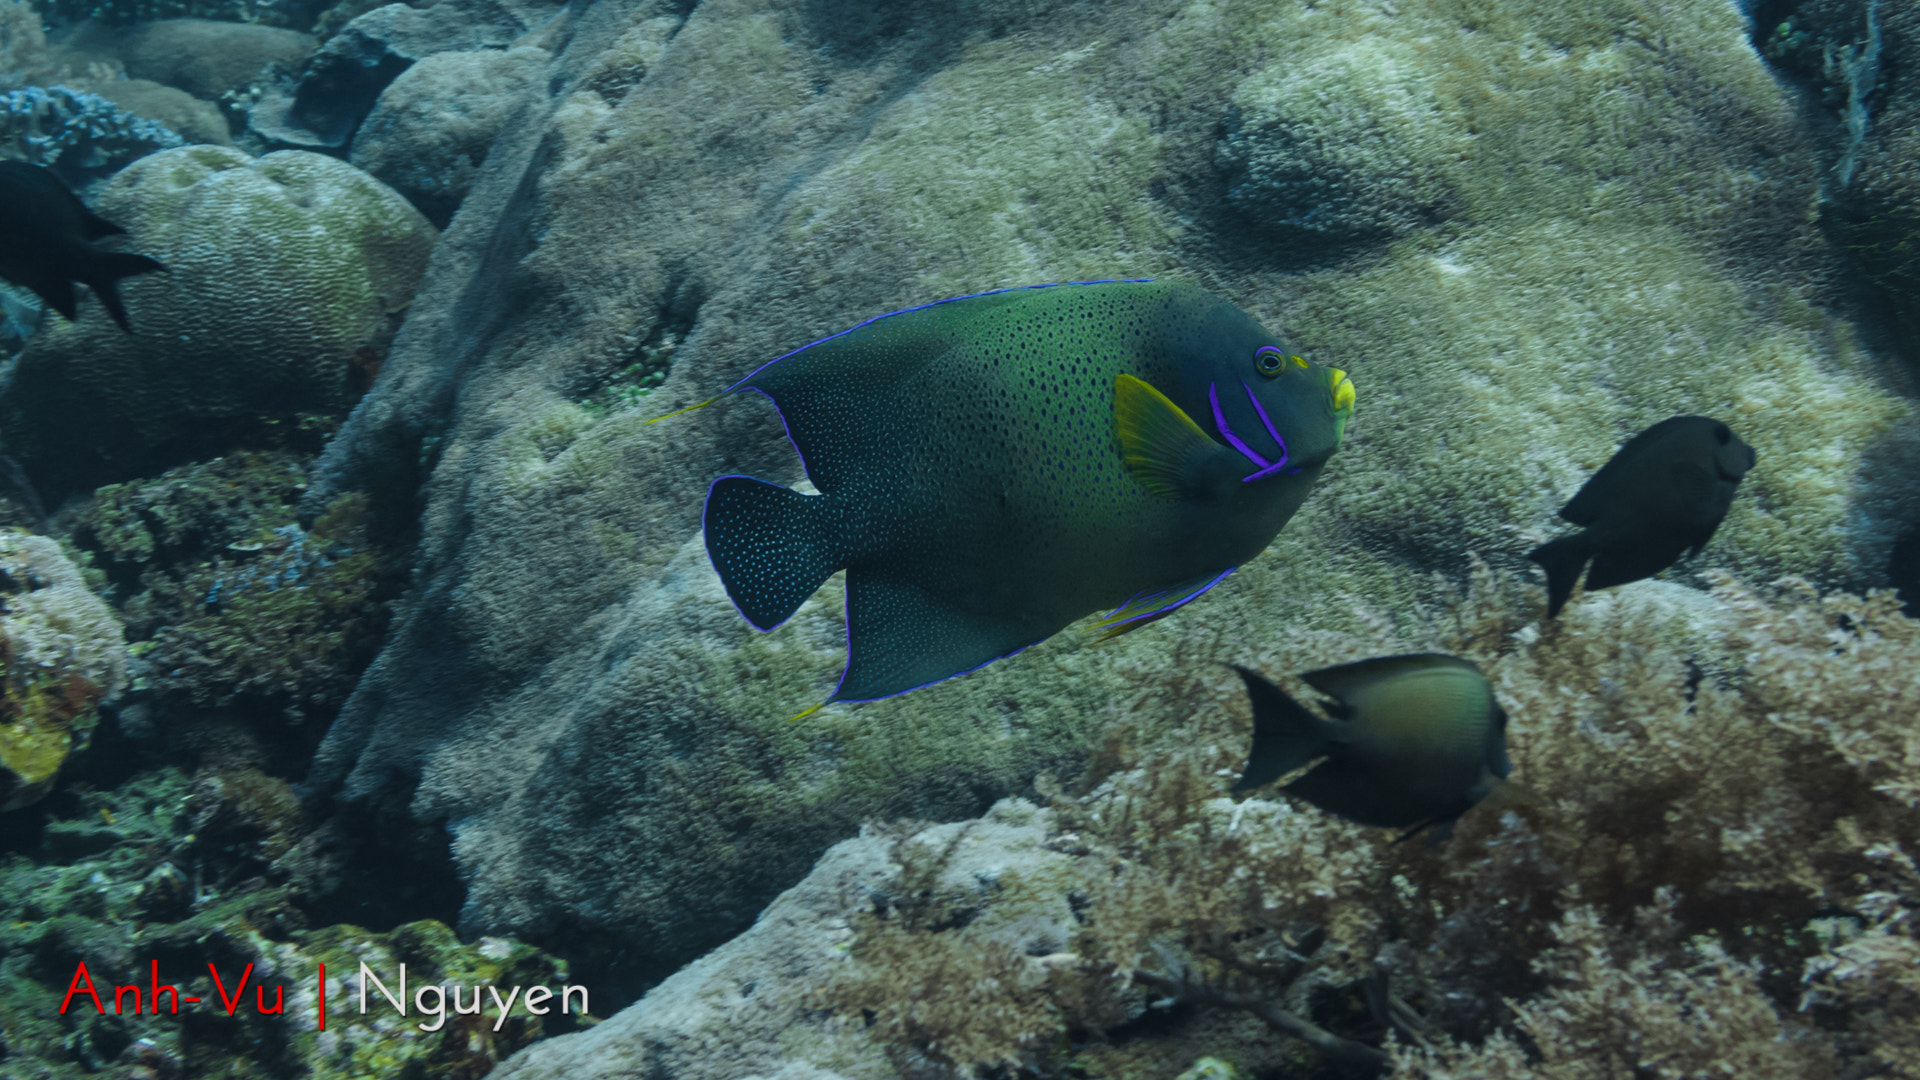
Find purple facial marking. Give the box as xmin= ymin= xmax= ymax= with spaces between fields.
xmin=726 ymin=278 xmax=1155 ymax=393
xmin=1237 ymin=380 xmax=1291 ymax=482
xmin=1209 ymin=382 xmax=1273 ymax=472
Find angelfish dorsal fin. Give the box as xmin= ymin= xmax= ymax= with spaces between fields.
xmin=1113 ymin=373 xmax=1217 ymax=498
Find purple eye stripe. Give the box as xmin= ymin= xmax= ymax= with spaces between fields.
xmin=1209 ymin=382 xmax=1290 ymax=482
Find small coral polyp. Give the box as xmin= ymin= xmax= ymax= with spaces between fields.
xmin=0 ymin=530 xmax=128 ymax=810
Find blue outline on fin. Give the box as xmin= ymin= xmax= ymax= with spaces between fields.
xmin=724 ymin=279 xmax=1155 ymax=393
xmin=1093 ymin=567 xmax=1236 ymax=636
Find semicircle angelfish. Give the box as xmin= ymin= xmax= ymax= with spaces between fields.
xmin=689 ymin=278 xmax=1356 ymax=707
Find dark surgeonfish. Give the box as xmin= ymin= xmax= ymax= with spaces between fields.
xmin=0 ymin=161 xmax=164 ymax=333
xmin=1230 ymin=655 xmax=1511 ymax=837
xmin=1528 ymin=415 xmax=1756 ymax=618
xmin=693 ymin=279 xmax=1356 ymax=708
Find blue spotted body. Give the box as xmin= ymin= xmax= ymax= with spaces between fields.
xmin=701 ymin=279 xmax=1354 ymax=704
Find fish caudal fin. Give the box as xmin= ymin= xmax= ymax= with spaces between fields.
xmin=1526 ymin=531 xmax=1597 ymax=618
xmin=85 ymin=251 xmax=164 ymax=333
xmin=704 ymin=475 xmax=842 ymax=631
xmin=1229 ymin=665 xmax=1333 ymax=793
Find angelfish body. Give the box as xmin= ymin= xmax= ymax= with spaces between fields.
xmin=703 ymin=279 xmax=1355 ymax=703
xmin=1230 ymin=654 xmax=1511 ymax=832
xmin=0 ymin=161 xmax=163 ymax=333
xmin=1528 ymin=415 xmax=1756 ymax=618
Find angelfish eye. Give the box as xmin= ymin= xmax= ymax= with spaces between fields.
xmin=1254 ymin=346 xmax=1286 ymax=377
xmin=1714 ymin=425 xmax=1731 ymax=445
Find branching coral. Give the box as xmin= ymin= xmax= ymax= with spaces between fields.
xmin=821 ymin=561 xmax=1920 ymax=1077
xmin=0 ymin=84 xmax=183 ymax=185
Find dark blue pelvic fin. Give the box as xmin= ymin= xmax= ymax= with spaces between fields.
xmin=1091 ymin=568 xmax=1234 ymax=641
xmin=704 ymin=475 xmax=840 ymax=631
xmin=1229 ymin=665 xmax=1331 ymax=793
xmin=834 ymin=572 xmax=1040 ymax=702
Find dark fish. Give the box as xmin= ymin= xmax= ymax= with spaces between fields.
xmin=1230 ymin=655 xmax=1511 ymax=836
xmin=696 ymin=279 xmax=1355 ymax=706
xmin=0 ymin=161 xmax=164 ymax=333
xmin=1528 ymin=415 xmax=1755 ymax=618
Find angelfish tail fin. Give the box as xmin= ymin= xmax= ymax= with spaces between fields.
xmin=1229 ymin=664 xmax=1333 ymax=793
xmin=1526 ymin=531 xmax=1597 ymax=619
xmin=704 ymin=475 xmax=842 ymax=631
xmin=85 ymin=251 xmax=164 ymax=333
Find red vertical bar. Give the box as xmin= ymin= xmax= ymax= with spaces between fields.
xmin=318 ymin=963 xmax=326 ymax=1031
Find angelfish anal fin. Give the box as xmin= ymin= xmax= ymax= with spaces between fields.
xmin=835 ymin=572 xmax=1042 ymax=703
xmin=1090 ymin=567 xmax=1234 ymax=641
xmin=1113 ymin=373 xmax=1238 ymax=498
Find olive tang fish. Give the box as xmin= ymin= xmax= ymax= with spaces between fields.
xmin=1528 ymin=415 xmax=1755 ymax=618
xmin=1231 ymin=654 xmax=1511 ymax=835
xmin=701 ymin=279 xmax=1356 ymax=704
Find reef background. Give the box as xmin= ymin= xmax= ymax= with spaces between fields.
xmin=0 ymin=0 xmax=1913 ymax=1076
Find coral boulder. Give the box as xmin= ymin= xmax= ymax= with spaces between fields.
xmin=0 ymin=145 xmax=437 ymax=495
xmin=0 ymin=530 xmax=128 ymax=810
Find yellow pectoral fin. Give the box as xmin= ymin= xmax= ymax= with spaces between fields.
xmin=1113 ymin=374 xmax=1217 ymax=498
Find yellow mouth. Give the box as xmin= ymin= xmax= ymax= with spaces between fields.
xmin=1330 ymin=368 xmax=1355 ymax=442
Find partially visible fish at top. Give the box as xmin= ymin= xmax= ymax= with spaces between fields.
xmin=1528 ymin=415 xmax=1756 ymax=618
xmin=0 ymin=161 xmax=165 ymax=334
xmin=670 ymin=279 xmax=1356 ymax=712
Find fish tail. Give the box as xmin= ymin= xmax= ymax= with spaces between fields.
xmin=704 ymin=475 xmax=842 ymax=631
xmin=1229 ymin=664 xmax=1332 ymax=793
xmin=1526 ymin=531 xmax=1597 ymax=619
xmin=85 ymin=251 xmax=164 ymax=334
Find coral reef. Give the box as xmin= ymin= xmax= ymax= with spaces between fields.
xmin=0 ymin=764 xmax=576 ymax=1078
xmin=0 ymin=144 xmax=436 ymax=495
xmin=0 ymin=530 xmax=126 ymax=810
xmin=58 ymin=450 xmax=393 ymax=724
xmin=248 ymin=0 xmax=549 ymax=150
xmin=67 ymin=18 xmax=318 ymax=102
xmin=294 ymin=0 xmax=1911 ymax=998
xmin=0 ymin=83 xmax=184 ymax=186
xmin=496 ymin=565 xmax=1920 ymax=1077
xmin=350 ymin=46 xmax=547 ymax=227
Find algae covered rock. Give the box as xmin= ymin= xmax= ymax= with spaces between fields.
xmin=0 ymin=529 xmax=127 ymax=810
xmin=303 ymin=0 xmax=1911 ymax=1009
xmin=350 ymin=46 xmax=548 ymax=227
xmin=0 ymin=144 xmax=436 ymax=494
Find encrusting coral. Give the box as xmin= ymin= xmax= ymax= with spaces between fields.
xmin=814 ymin=560 xmax=1920 ymax=1078
xmin=0 ymin=529 xmax=127 ymax=811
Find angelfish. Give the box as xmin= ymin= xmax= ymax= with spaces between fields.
xmin=688 ymin=279 xmax=1356 ymax=706
xmin=1230 ymin=654 xmax=1512 ymax=836
xmin=0 ymin=161 xmax=164 ymax=333
xmin=1528 ymin=415 xmax=1756 ymax=618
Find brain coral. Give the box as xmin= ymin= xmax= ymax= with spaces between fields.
xmin=0 ymin=530 xmax=128 ymax=810
xmin=0 ymin=145 xmax=437 ymax=494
